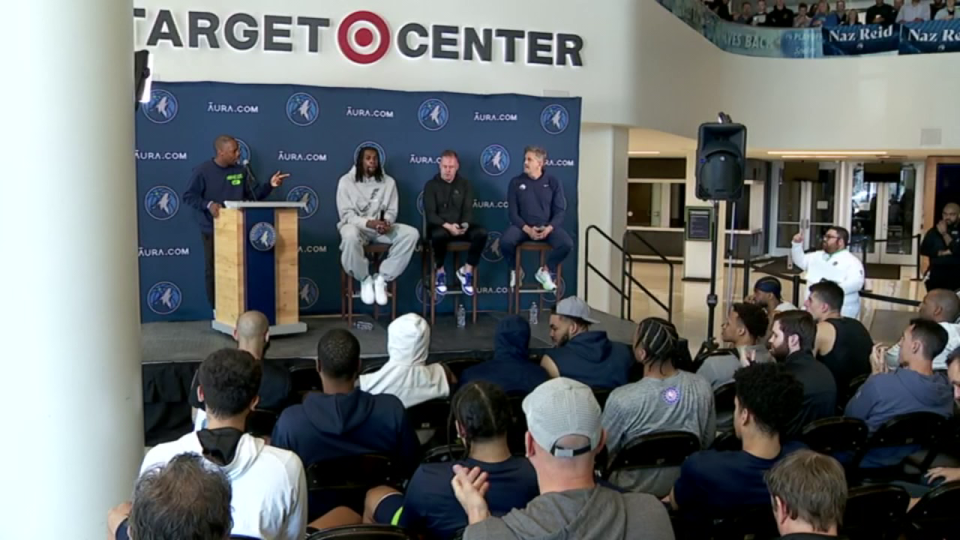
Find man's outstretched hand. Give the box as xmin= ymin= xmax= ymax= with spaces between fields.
xmin=451 ymin=464 xmax=491 ymax=525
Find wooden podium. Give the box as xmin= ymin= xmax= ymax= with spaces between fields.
xmin=212 ymin=201 xmax=307 ymax=336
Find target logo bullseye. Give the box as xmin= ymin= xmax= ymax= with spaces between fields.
xmin=337 ymin=11 xmax=391 ymax=65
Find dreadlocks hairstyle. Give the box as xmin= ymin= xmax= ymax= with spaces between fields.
xmin=634 ymin=317 xmax=680 ymax=375
xmin=446 ymin=381 xmax=513 ymax=460
xmin=354 ymin=146 xmax=384 ymax=182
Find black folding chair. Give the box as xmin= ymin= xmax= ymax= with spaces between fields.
xmin=801 ymin=416 xmax=869 ymax=475
xmin=851 ymin=412 xmax=947 ymax=483
xmin=592 ymin=388 xmax=613 ymax=408
xmin=841 ymin=484 xmax=909 ymax=540
xmin=289 ymin=364 xmax=322 ymax=403
xmin=714 ymin=380 xmax=737 ymax=431
xmin=422 ymin=443 xmax=466 ymax=464
xmin=441 ymin=357 xmax=483 ymax=379
xmin=708 ymin=504 xmax=779 ymax=540
xmin=360 ymin=359 xmax=387 ymax=375
xmin=245 ymin=409 xmax=279 ymax=438
xmin=307 ymin=525 xmax=414 ymax=540
xmin=603 ymin=431 xmax=701 ymax=479
xmin=904 ymin=480 xmax=960 ymax=539
xmin=406 ymin=398 xmax=451 ymax=433
xmin=691 ymin=347 xmax=737 ymax=374
xmin=709 ymin=430 xmax=741 ymax=452
xmin=839 ymin=372 xmax=870 ymax=413
xmin=306 ymin=454 xmax=404 ymax=518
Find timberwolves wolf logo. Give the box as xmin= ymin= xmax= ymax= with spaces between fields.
xmin=235 ymin=138 xmax=252 ymax=165
xmin=298 ymin=277 xmax=319 ymax=309
xmin=287 ymin=186 xmax=319 ymax=219
xmin=144 ymin=186 xmax=179 ymax=221
xmin=540 ymin=104 xmax=569 ymax=135
xmin=286 ymin=93 xmax=320 ymax=126
xmin=480 ymin=144 xmax=510 ymax=177
xmin=249 ymin=222 xmax=277 ymax=251
xmin=142 ymin=89 xmax=178 ymax=124
xmin=418 ymin=98 xmax=449 ymax=131
xmin=147 ymin=281 xmax=182 ymax=315
xmin=417 ymin=190 xmax=425 ymax=216
xmin=482 ymin=231 xmax=505 ymax=262
xmin=414 ymin=278 xmax=445 ymax=304
xmin=354 ymin=141 xmax=386 ymax=167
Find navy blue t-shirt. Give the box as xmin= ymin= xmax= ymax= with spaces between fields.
xmin=674 ymin=440 xmax=806 ymax=522
xmin=183 ymin=159 xmax=273 ymax=233
xmin=403 ymin=456 xmax=539 ymax=540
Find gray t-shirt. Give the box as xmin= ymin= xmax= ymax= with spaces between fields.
xmin=463 ymin=486 xmax=675 ymax=540
xmin=697 ymin=345 xmax=773 ymax=390
xmin=601 ymin=371 xmax=716 ymax=496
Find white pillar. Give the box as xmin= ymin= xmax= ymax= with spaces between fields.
xmin=577 ymin=124 xmax=629 ymax=315
xmin=0 ymin=1 xmax=142 ymax=538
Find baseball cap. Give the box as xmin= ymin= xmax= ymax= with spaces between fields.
xmin=554 ymin=296 xmax=599 ymax=324
xmin=754 ymin=277 xmax=782 ymax=298
xmin=522 ymin=378 xmax=602 ymax=457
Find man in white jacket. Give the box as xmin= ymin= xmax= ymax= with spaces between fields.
xmin=337 ymin=146 xmax=420 ymax=305
xmin=791 ymin=226 xmax=865 ymax=319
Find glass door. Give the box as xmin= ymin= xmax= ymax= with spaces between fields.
xmin=772 ymin=163 xmax=839 ymax=254
xmin=854 ymin=164 xmax=920 ymax=266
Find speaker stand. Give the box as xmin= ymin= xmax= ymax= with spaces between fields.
xmin=697 ymin=200 xmax=722 ymax=359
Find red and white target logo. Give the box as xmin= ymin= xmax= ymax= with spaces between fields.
xmin=337 ymin=11 xmax=391 ymax=65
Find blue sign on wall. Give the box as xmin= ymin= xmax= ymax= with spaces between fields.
xmin=137 ymin=83 xmax=582 ymax=322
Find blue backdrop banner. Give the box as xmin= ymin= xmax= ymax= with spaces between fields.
xmin=822 ymin=24 xmax=900 ymax=56
xmin=899 ymin=20 xmax=960 ymax=54
xmin=137 ymin=83 xmax=582 ymax=323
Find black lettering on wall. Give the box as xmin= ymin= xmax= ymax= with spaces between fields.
xmin=296 ymin=17 xmax=331 ymax=53
xmin=225 ymin=13 xmax=258 ymax=51
xmin=464 ymin=28 xmax=492 ymax=61
xmin=527 ymin=31 xmax=553 ymax=65
xmin=432 ymin=25 xmax=459 ymax=59
xmin=147 ymin=10 xmax=184 ymax=48
xmin=398 ymin=23 xmax=428 ymax=57
xmin=188 ymin=12 xmax=220 ymax=49
xmin=557 ymin=33 xmax=584 ymax=66
xmin=494 ymin=29 xmax=524 ymax=62
xmin=264 ymin=15 xmax=293 ymax=51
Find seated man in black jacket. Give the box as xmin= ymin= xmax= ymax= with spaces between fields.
xmin=423 ymin=150 xmax=489 ymax=297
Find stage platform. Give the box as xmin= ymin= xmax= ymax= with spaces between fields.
xmin=141 ymin=308 xmax=636 ymax=445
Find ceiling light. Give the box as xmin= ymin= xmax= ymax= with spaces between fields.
xmin=767 ymin=151 xmax=887 ymax=156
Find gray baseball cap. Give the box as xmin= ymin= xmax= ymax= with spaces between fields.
xmin=554 ymin=296 xmax=599 ymax=324
xmin=522 ymin=377 xmax=603 ymax=457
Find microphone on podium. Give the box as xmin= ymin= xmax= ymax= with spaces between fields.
xmin=242 ymin=159 xmax=259 ymax=201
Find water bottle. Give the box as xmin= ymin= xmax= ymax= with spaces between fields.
xmin=353 ymin=320 xmax=374 ymax=332
xmin=529 ymin=302 xmax=539 ymax=325
xmin=456 ymin=303 xmax=466 ymax=329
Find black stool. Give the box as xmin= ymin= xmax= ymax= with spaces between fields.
xmin=340 ymin=244 xmax=397 ymax=326
xmin=509 ymin=242 xmax=563 ymax=315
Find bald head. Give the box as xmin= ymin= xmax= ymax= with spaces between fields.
xmin=920 ymin=289 xmax=960 ymax=323
xmin=235 ymin=311 xmax=269 ymax=359
xmin=213 ymin=135 xmax=240 ymax=167
xmin=943 ymin=203 xmax=960 ymax=227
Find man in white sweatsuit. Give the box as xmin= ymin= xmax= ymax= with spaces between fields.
xmin=337 ymin=146 xmax=419 ymax=305
xmin=791 ymin=226 xmax=865 ymax=319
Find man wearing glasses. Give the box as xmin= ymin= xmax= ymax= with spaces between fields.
xmin=791 ymin=227 xmax=865 ymax=318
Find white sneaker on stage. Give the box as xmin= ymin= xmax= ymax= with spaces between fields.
xmin=360 ymin=276 xmax=375 ymax=305
xmin=374 ymin=274 xmax=389 ymax=306
xmin=536 ymin=268 xmax=556 ymax=292
xmin=510 ymin=269 xmax=525 ymax=289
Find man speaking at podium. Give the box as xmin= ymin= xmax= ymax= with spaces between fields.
xmin=184 ymin=135 xmax=289 ymax=313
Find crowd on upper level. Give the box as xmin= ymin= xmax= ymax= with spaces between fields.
xmin=704 ymin=0 xmax=958 ymax=27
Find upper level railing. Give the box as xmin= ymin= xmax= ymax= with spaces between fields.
xmin=658 ymin=0 xmax=960 ymax=58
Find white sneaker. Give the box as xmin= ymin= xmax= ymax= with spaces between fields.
xmin=374 ymin=274 xmax=389 ymax=306
xmin=509 ymin=269 xmax=525 ymax=289
xmin=536 ymin=268 xmax=556 ymax=292
xmin=360 ymin=276 xmax=375 ymax=305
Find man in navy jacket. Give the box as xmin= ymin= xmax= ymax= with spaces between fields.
xmin=183 ymin=135 xmax=288 ymax=311
xmin=500 ymin=146 xmax=572 ymax=291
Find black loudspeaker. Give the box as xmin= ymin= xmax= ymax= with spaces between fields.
xmin=135 ymin=50 xmax=151 ymax=111
xmin=696 ymin=123 xmax=747 ymax=201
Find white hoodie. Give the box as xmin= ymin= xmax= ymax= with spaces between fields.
xmin=139 ymin=432 xmax=307 ymax=540
xmin=336 ymin=165 xmax=399 ymax=230
xmin=360 ymin=313 xmax=450 ymax=407
xmin=791 ymin=242 xmax=865 ymax=318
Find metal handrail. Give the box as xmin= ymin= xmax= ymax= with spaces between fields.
xmin=583 ymin=226 xmax=674 ymax=322
xmin=624 ymin=230 xmax=675 ymax=323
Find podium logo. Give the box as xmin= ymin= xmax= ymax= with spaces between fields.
xmin=144 ymin=186 xmax=180 ymax=221
xmin=142 ymin=89 xmax=178 ymax=124
xmin=298 ymin=278 xmax=320 ymax=309
xmin=249 ymin=222 xmax=277 ymax=251
xmin=540 ymin=104 xmax=570 ymax=135
xmin=482 ymin=231 xmax=504 ymax=262
xmin=147 ymin=281 xmax=182 ymax=315
xmin=286 ymin=93 xmax=320 ymax=126
xmin=354 ymin=141 xmax=386 ymax=167
xmin=418 ymin=98 xmax=449 ymax=131
xmin=480 ymin=144 xmax=510 ymax=177
xmin=287 ymin=186 xmax=319 ymax=218
xmin=235 ymin=138 xmax=252 ymax=166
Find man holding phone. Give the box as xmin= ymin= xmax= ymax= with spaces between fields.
xmin=500 ymin=146 xmax=573 ymax=291
xmin=423 ymin=150 xmax=489 ymax=297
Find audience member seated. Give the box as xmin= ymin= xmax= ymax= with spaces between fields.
xmin=144 ymin=349 xmax=306 ymax=540
xmin=698 ymin=302 xmax=773 ymax=390
xmin=365 ymin=382 xmax=540 ymax=539
xmin=770 ymin=311 xmax=837 ymax=437
xmin=667 ymin=363 xmax=805 ymax=528
xmin=459 ymin=316 xmax=548 ymax=396
xmin=752 ymin=277 xmax=798 ymax=315
xmin=806 ymin=281 xmax=872 ymax=395
xmin=109 ymin=454 xmax=234 ymax=540
xmin=897 ymin=0 xmax=930 ymax=21
xmin=765 ymin=449 xmax=847 ymax=539
xmin=360 ymin=313 xmax=454 ymax=408
xmin=191 ymin=310 xmax=293 ymax=430
xmin=272 ymin=329 xmax=420 ymax=517
xmin=794 ymin=2 xmax=813 ymax=25
xmin=846 ymin=319 xmax=953 ymax=468
xmin=540 ymin=297 xmax=633 ymax=390
xmin=735 ymin=1 xmax=754 ymax=23
xmin=602 ymin=318 xmax=716 ymax=496
xmin=867 ymin=0 xmax=897 ymax=23
xmin=451 ymin=378 xmax=676 ymax=540
xmin=768 ymin=0 xmax=796 ymax=26
xmin=884 ymin=289 xmax=960 ymax=371
xmin=753 ymin=0 xmax=770 ymax=25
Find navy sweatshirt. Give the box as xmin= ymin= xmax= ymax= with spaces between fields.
xmin=507 ymin=172 xmax=566 ymax=230
xmin=547 ymin=331 xmax=634 ymax=390
xmin=183 ymin=159 xmax=274 ymax=234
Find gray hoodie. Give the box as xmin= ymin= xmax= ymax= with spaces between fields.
xmin=335 ymin=165 xmax=399 ymax=230
xmin=463 ymin=486 xmax=675 ymax=540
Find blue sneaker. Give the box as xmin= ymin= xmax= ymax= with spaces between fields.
xmin=457 ymin=266 xmax=475 ymax=296
xmin=435 ymin=270 xmax=447 ymax=296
